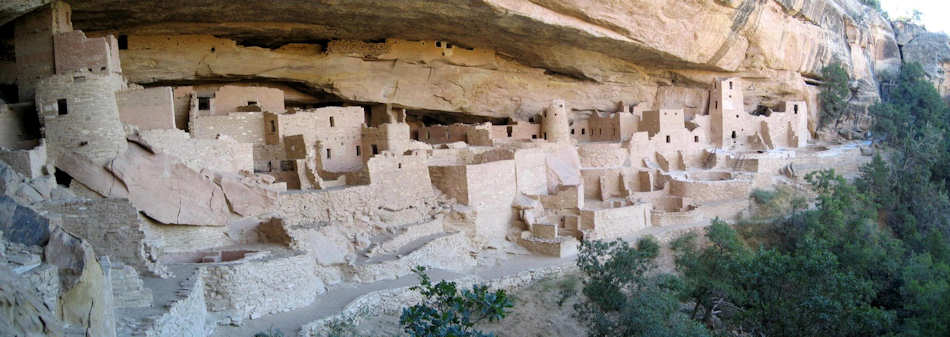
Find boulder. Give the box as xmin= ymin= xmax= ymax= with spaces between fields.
xmin=216 ymin=172 xmax=278 ymax=217
xmin=107 ymin=142 xmax=229 ymax=226
xmin=45 ymin=227 xmax=117 ymax=337
xmin=0 ymin=196 xmax=50 ymax=246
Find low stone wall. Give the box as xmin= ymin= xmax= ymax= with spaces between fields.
xmin=344 ymin=232 xmax=476 ymax=283
xmin=580 ymin=203 xmax=652 ymax=240
xmin=144 ymin=269 xmax=210 ymax=337
xmin=202 ymin=252 xmax=325 ymax=323
xmin=667 ymin=174 xmax=752 ymax=203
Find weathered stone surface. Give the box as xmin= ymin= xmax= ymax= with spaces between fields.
xmin=107 ymin=142 xmax=229 ymax=226
xmin=12 ymin=0 xmax=890 ymax=123
xmin=45 ymin=227 xmax=117 ymax=337
xmin=892 ymin=21 xmax=950 ymax=99
xmin=216 ymin=173 xmax=278 ymax=217
xmin=0 ymin=195 xmax=50 ymax=246
xmin=56 ymin=150 xmax=129 ymax=198
xmin=0 ymin=263 xmax=65 ymax=337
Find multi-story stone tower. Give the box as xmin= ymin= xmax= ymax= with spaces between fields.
xmin=541 ymin=99 xmax=571 ymax=143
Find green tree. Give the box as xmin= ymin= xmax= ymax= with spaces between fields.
xmin=900 ymin=253 xmax=950 ymax=337
xmin=400 ymin=266 xmax=513 ymax=337
xmin=575 ymin=237 xmax=710 ymax=337
xmin=819 ymin=62 xmax=851 ymax=128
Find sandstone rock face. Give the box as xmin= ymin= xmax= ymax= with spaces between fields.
xmin=45 ymin=227 xmax=117 ymax=337
xmin=892 ymin=22 xmax=950 ymax=99
xmin=12 ymin=0 xmax=894 ymax=122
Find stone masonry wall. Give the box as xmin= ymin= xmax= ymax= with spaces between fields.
xmin=53 ymin=30 xmax=121 ymax=75
xmin=13 ymin=1 xmax=72 ymax=102
xmin=35 ymin=71 xmax=127 ymax=164
xmin=202 ymin=253 xmax=324 ymax=322
xmin=116 ymin=87 xmax=176 ymax=130
xmin=0 ymin=104 xmax=41 ymax=148
xmin=581 ymin=203 xmax=652 ymax=240
xmin=44 ymin=198 xmax=150 ymax=270
xmin=191 ymin=112 xmax=265 ymax=144
xmin=139 ymin=129 xmax=253 ymax=173
xmin=144 ymin=269 xmax=209 ymax=337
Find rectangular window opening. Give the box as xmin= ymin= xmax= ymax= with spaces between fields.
xmin=356 ymin=146 xmax=361 ymax=156
xmin=326 ymin=148 xmax=331 ymax=159
xmin=329 ymin=116 xmax=335 ymax=127
xmin=280 ymin=160 xmax=294 ymax=171
xmin=247 ymin=101 xmax=258 ymax=106
xmin=694 ymin=135 xmax=699 ymax=143
xmin=57 ymin=99 xmax=68 ymax=115
xmin=507 ymin=126 xmax=513 ymax=137
xmin=372 ymin=144 xmax=379 ymax=155
xmin=198 ymin=97 xmax=211 ymax=111
xmin=269 ymin=120 xmax=276 ymax=132
xmin=665 ymin=135 xmax=670 ymax=143
xmin=118 ymin=35 xmax=128 ymax=50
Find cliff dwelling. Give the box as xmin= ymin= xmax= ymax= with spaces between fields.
xmin=0 ymin=0 xmax=921 ymax=336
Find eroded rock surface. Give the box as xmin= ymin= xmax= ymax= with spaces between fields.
xmin=5 ymin=0 xmax=895 ymax=123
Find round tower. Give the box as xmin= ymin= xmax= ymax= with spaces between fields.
xmin=541 ymin=99 xmax=571 ymax=143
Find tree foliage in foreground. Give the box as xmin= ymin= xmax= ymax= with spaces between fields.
xmin=575 ymin=237 xmax=710 ymax=337
xmin=400 ymin=266 xmax=513 ymax=337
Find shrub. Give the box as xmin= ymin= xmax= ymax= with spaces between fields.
xmin=400 ymin=266 xmax=513 ymax=337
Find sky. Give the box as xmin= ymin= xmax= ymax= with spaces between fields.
xmin=881 ymin=0 xmax=950 ymax=34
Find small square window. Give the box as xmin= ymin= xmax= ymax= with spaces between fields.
xmin=198 ymin=97 xmax=211 ymax=111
